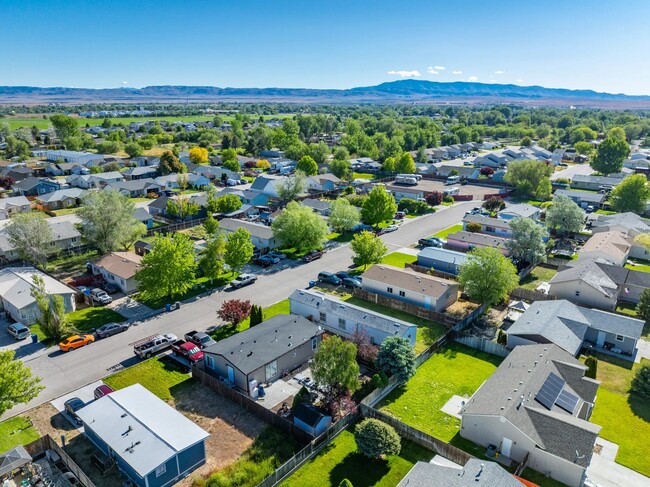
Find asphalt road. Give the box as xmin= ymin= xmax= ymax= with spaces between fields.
xmin=3 ymin=201 xmax=474 ymax=419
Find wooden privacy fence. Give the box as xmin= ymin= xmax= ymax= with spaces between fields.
xmin=360 ymin=405 xmax=473 ymax=467
xmin=24 ymin=435 xmax=96 ymax=487
xmin=510 ymin=287 xmax=557 ymax=302
xmin=405 ymin=262 xmax=458 ymax=281
xmin=453 ymin=332 xmax=510 ymax=358
xmin=192 ymin=364 xmax=313 ymax=445
xmin=145 ymin=216 xmax=206 ymax=236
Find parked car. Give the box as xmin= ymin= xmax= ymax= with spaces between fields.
xmin=59 ymin=334 xmax=95 ymax=352
xmin=418 ymin=237 xmax=445 ymax=247
xmin=394 ymin=211 xmax=407 ymax=219
xmin=7 ymin=322 xmax=30 ymax=340
xmin=318 ymin=272 xmax=342 ymax=286
xmin=585 ymin=205 xmax=595 ymax=213
xmin=335 ymin=271 xmax=352 ymax=280
xmin=171 ymin=340 xmax=205 ymax=363
xmin=133 ymin=333 xmax=177 ymax=359
xmin=342 ymin=277 xmax=362 ymax=289
xmin=95 ymin=322 xmax=129 ymax=339
xmin=93 ymin=385 xmax=114 ymax=399
xmin=230 ymin=273 xmax=257 ymax=289
xmin=64 ymin=397 xmax=86 ymax=425
xmin=185 ymin=330 xmax=217 ymax=349
xmin=255 ymin=255 xmax=280 ymax=267
xmin=100 ymin=282 xmax=119 ymax=294
xmin=378 ymin=225 xmax=399 ymax=235
xmin=90 ymin=288 xmax=112 ymax=305
xmin=352 ymin=223 xmax=373 ymax=233
xmin=302 ymin=250 xmax=324 ymax=262
xmin=266 ymin=251 xmax=287 ymax=260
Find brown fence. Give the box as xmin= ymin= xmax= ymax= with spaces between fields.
xmin=453 ymin=333 xmax=510 ymax=358
xmin=405 ymin=262 xmax=458 ymax=281
xmin=192 ymin=364 xmax=313 ymax=444
xmin=453 ymin=194 xmax=474 ymax=202
xmin=510 ymin=287 xmax=557 ymax=302
xmin=360 ymin=405 xmax=473 ymax=467
xmin=145 ymin=217 xmax=207 ymax=237
xmin=24 ymin=435 xmax=96 ymax=487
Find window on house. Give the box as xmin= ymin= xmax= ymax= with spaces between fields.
xmin=265 ymin=360 xmax=278 ymax=380
xmin=311 ymin=337 xmax=318 ymax=351
xmin=486 ymin=226 xmax=495 ymax=233
xmin=338 ymin=317 xmax=346 ymax=330
xmin=319 ymin=311 xmax=326 ymax=322
xmin=399 ymin=290 xmax=405 ymax=297
xmin=387 ymin=287 xmax=393 ymax=294
xmin=205 ymin=356 xmax=215 ymax=369
xmin=155 ymin=465 xmax=166 ymax=477
xmin=121 ymin=279 xmax=125 ymax=285
xmin=575 ymin=291 xmax=580 ymax=297
xmin=615 ymin=335 xmax=624 ymax=342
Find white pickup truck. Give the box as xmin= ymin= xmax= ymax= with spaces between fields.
xmin=133 ymin=333 xmax=177 ymax=359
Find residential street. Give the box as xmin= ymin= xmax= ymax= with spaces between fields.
xmin=2 ymin=201 xmax=475 ymax=420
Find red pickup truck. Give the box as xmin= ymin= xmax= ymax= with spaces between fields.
xmin=171 ymin=340 xmax=204 ymax=363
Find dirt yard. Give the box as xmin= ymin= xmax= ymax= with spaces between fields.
xmin=171 ymin=380 xmax=268 ymax=486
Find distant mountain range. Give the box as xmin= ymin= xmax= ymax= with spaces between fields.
xmin=1 ymin=80 xmax=649 ymax=107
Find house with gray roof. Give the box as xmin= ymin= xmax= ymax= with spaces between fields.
xmin=397 ymin=459 xmax=527 ymax=487
xmin=218 ymin=187 xmax=269 ymax=206
xmin=416 ymin=246 xmax=469 ymax=275
xmin=250 ymin=174 xmax=287 ymax=198
xmin=571 ymin=173 xmax=628 ymax=191
xmin=203 ymin=315 xmax=321 ymax=397
xmin=123 ymin=166 xmax=158 ymax=180
xmin=67 ymin=171 xmax=124 ymax=189
xmin=134 ymin=207 xmax=154 ymax=229
xmin=460 ymin=344 xmax=601 ymax=487
xmin=219 ymin=218 xmax=278 ymax=251
xmin=578 ymin=230 xmax=632 ymax=266
xmin=0 ymin=196 xmax=32 ymax=219
xmin=462 ymin=214 xmax=513 ymax=238
xmin=554 ymin=189 xmax=605 ymax=208
xmin=498 ymin=203 xmax=541 ymax=221
xmin=506 ymin=300 xmax=643 ymax=360
xmin=34 ymin=188 xmax=85 ymax=211
xmin=306 ymin=173 xmax=342 ymax=192
xmin=12 ymin=177 xmax=62 ymax=197
xmin=446 ymin=231 xmax=510 ymax=256
xmin=590 ymin=212 xmax=650 ymax=260
xmin=301 ymin=198 xmax=332 ymax=215
xmin=106 ymin=178 xmax=162 ymax=198
xmin=289 ymin=288 xmax=417 ymax=347
xmin=0 ymin=219 xmax=80 ymax=262
xmin=45 ymin=150 xmax=104 ymax=165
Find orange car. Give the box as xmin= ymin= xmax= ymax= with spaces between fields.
xmin=59 ymin=334 xmax=95 ymax=352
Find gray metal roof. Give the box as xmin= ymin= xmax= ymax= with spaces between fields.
xmin=592 ymin=212 xmax=650 ymax=235
xmin=447 ymin=231 xmax=509 ymax=249
xmin=498 ymin=203 xmax=539 ymax=219
xmin=220 ymin=218 xmax=274 ymax=239
xmin=0 ymin=267 xmax=74 ymax=309
xmin=462 ymin=214 xmax=511 ymax=230
xmin=76 ymin=384 xmax=209 ymax=478
xmin=35 ymin=188 xmax=85 ymax=203
xmin=550 ymin=259 xmax=619 ymax=300
xmin=204 ymin=314 xmax=320 ymax=375
xmin=554 ymin=189 xmax=605 ymax=204
xmin=397 ymin=459 xmax=525 ymax=487
xmin=107 ymin=178 xmax=161 ymax=192
xmin=417 ymin=246 xmax=469 ymax=266
xmin=461 ymin=344 xmax=601 ymax=467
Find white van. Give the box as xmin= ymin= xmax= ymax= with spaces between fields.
xmin=446 ymin=175 xmax=460 ymax=185
xmin=443 ymin=187 xmax=460 ymax=196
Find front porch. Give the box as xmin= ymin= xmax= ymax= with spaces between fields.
xmin=583 ymin=341 xmax=635 ymax=362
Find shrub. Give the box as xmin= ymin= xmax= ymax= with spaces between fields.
xmin=426 ymin=191 xmax=443 ymax=206
xmin=443 ymin=195 xmax=454 ymax=203
xmin=354 ymin=418 xmax=401 ymax=459
xmin=497 ymin=330 xmax=507 ymax=345
xmin=375 ymin=336 xmax=416 ymax=384
xmin=466 ymin=222 xmax=482 ymax=233
xmin=345 ymin=194 xmax=368 ymax=208
xmin=483 ymin=197 xmax=505 ymax=212
xmin=371 ymin=374 xmax=384 ymax=389
xmin=338 ymin=480 xmax=353 ymax=487
xmin=398 ymin=199 xmax=430 ymax=215
xmin=584 ymin=356 xmax=598 ymax=380
xmin=292 ymin=386 xmax=311 ymax=409
xmin=631 ymin=364 xmax=650 ymax=398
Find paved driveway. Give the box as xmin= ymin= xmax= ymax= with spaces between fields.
xmin=586 ymin=437 xmax=650 ymax=487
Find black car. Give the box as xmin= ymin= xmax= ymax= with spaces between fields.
xmin=302 ymin=250 xmax=324 ymax=262
xmin=342 ymin=277 xmax=362 ymax=289
xmin=418 ymin=237 xmax=444 ymax=248
xmin=95 ymin=322 xmax=129 ymax=338
xmin=64 ymin=397 xmax=85 ymax=425
xmin=101 ymin=282 xmax=119 ymax=294
xmin=335 ymin=271 xmax=352 ymax=280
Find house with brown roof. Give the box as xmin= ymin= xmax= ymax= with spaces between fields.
xmin=578 ymin=231 xmax=632 ymax=266
xmin=90 ymin=251 xmax=142 ymax=293
xmin=446 ymin=231 xmax=511 ymax=256
xmin=360 ymin=264 xmax=458 ymax=312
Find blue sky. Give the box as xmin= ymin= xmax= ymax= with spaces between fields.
xmin=2 ymin=0 xmax=649 ymax=94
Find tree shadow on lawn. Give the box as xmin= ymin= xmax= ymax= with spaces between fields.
xmin=329 ymin=452 xmax=391 ymax=486
xmin=628 ymin=393 xmax=650 ymax=422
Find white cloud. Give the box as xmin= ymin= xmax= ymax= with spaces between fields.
xmin=427 ymin=67 xmax=439 ymax=75
xmin=387 ymin=70 xmax=421 ymax=78
xmin=494 ymin=70 xmax=505 ymax=75
xmin=452 ymin=70 xmax=462 ymax=75
xmin=516 ymin=78 xmax=523 ymax=83
xmin=434 ymin=66 xmax=446 ymax=70
xmin=467 ymin=76 xmax=478 ymax=82
xmin=122 ymin=81 xmax=128 ymax=85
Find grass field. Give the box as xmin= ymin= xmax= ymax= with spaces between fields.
xmin=519 ymin=469 xmax=570 ymax=487
xmin=380 ymin=252 xmax=417 ymax=268
xmin=50 ymin=207 xmax=79 ymax=216
xmin=584 ymin=354 xmax=650 ymax=476
xmin=519 ymin=266 xmax=558 ymax=290
xmin=431 ymin=224 xmax=463 ymax=239
xmin=379 ymin=342 xmax=503 ymax=444
xmin=104 ymin=356 xmax=191 ymax=401
xmin=281 ymin=429 xmax=432 ymax=487
xmin=67 ymin=306 xmax=126 ymax=332
xmin=626 ymin=261 xmax=650 ymax=273
xmin=352 ymin=172 xmax=375 ymax=180
xmin=0 ymin=416 xmax=40 ymax=452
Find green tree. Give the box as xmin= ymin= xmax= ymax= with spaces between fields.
xmin=204 ymin=215 xmax=220 ymax=235
xmin=78 ymin=191 xmax=140 ymax=253
xmin=351 ymin=231 xmax=387 ymax=269
xmin=6 ymin=213 xmax=53 ymax=266
xmin=395 ymin=152 xmax=416 ymax=174
xmin=545 ymin=194 xmax=585 ymax=235
xmin=506 ymin=217 xmax=548 ymax=266
xmin=63 ymin=136 xmax=82 ymax=151
xmin=214 ymin=194 xmax=243 ymax=214
xmin=50 ymin=114 xmax=79 ymax=141
xmin=118 ymin=222 xmax=147 ymax=252
xmin=136 ymin=233 xmax=197 ymax=300
xmin=375 ymin=336 xmax=416 ymax=384
xmin=354 ymin=419 xmax=401 ymax=459
xmin=31 ymin=274 xmax=76 ymax=340
xmin=521 ymin=136 xmax=532 ymax=147
xmin=312 ymin=335 xmax=360 ymax=399
xmin=249 ymin=304 xmax=263 ymax=327
xmin=381 ymin=156 xmax=396 ymax=173
xmin=591 ymin=136 xmax=630 ymax=174
xmin=584 ymin=356 xmax=598 ymax=380
xmin=361 ymin=185 xmax=397 ymax=228
xmin=297 ymin=155 xmax=318 ymax=176
xmin=272 ymin=201 xmax=328 ymax=251
xmin=221 ymin=148 xmax=240 ymax=172
xmin=89 ymin=165 xmax=103 ymax=174
xmin=166 ymin=195 xmax=200 ymax=220
xmin=574 ymin=141 xmax=595 ymax=156
xmin=535 ymin=177 xmax=552 ymax=201
xmin=505 ymin=160 xmax=553 ymax=197
xmin=329 ymin=198 xmax=361 ymax=233
xmin=0 ymin=350 xmax=44 ymax=416
xmin=458 ymin=247 xmax=519 ymax=306
xmin=636 ymin=288 xmax=650 ymax=324
xmin=276 ymin=170 xmax=307 ymax=201
xmin=608 ymin=126 xmax=627 ymax=141
xmin=466 ymin=222 xmax=482 ymax=233
xmin=124 ymin=141 xmax=144 ymax=158
xmin=631 ymin=364 xmax=650 ymax=398
xmin=483 ymin=197 xmax=506 ymax=213
xmin=224 ymin=227 xmax=254 ymax=273
xmin=199 ymin=233 xmax=226 ymax=282
xmin=96 ymin=141 xmax=121 ymax=154
xmin=160 ymin=150 xmax=186 ymax=175
xmin=610 ymin=174 xmax=650 ymax=214
xmin=330 ymin=159 xmax=352 ymax=180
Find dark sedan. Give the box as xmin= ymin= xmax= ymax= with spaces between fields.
xmin=95 ymin=322 xmax=129 ymax=339
xmin=64 ymin=397 xmax=85 ymax=425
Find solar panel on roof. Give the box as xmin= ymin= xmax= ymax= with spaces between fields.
xmin=535 ymin=372 xmax=566 ymax=410
xmin=556 ymin=389 xmax=580 ymax=413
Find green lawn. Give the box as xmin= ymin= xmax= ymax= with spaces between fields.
xmin=67 ymin=307 xmax=126 ymax=332
xmin=104 ymin=356 xmax=191 ymax=401
xmin=352 ymin=172 xmax=374 ymax=180
xmin=204 ymin=427 xmax=300 ymax=487
xmin=431 ymin=224 xmax=463 ymax=240
xmin=595 ymin=209 xmax=617 ymax=215
xmin=519 ymin=266 xmax=558 ymax=290
xmin=519 ymin=469 xmax=570 ymax=487
xmin=45 ymin=249 xmax=101 ymax=277
xmin=281 ymin=429 xmax=432 ymax=487
xmin=211 ymin=299 xmax=290 ymax=341
xmin=626 ymin=261 xmax=650 ymax=273
xmin=0 ymin=416 xmax=40 ymax=452
xmin=584 ymin=355 xmax=650 ymax=476
xmin=379 ymin=343 xmax=503 ymax=442
xmin=50 ymin=207 xmax=79 ymax=216
xmin=326 ymin=232 xmax=355 ymax=243
xmin=380 ymin=252 xmax=417 ymax=268
xmin=135 ymin=273 xmax=237 ymax=309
